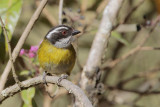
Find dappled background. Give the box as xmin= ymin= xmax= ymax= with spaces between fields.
xmin=0 ymin=0 xmax=160 ymax=107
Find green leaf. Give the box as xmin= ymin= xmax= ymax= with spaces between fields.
xmin=111 ymin=31 xmax=130 ymax=46
xmin=0 ymin=29 xmax=6 ymax=62
xmin=0 ymin=0 xmax=22 ymax=36
xmin=21 ymin=87 xmax=35 ymax=107
xmin=0 ymin=0 xmax=22 ymax=61
xmin=20 ymin=70 xmax=30 ymax=76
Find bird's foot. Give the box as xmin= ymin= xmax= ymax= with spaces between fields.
xmin=57 ymin=74 xmax=68 ymax=86
xmin=43 ymin=71 xmax=52 ymax=86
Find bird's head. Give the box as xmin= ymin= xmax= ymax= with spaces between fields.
xmin=45 ymin=25 xmax=80 ymax=48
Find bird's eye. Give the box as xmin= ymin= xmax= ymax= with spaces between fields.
xmin=62 ymin=30 xmax=67 ymax=35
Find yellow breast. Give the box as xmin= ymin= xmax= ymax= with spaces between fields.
xmin=38 ymin=39 xmax=76 ymax=75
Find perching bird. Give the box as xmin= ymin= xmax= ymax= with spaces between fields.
xmin=38 ymin=25 xmax=80 ymax=83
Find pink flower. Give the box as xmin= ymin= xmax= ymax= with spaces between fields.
xmin=28 ymin=52 xmax=36 ymax=58
xmin=20 ymin=49 xmax=25 ymax=56
xmin=20 ymin=45 xmax=39 ymax=58
xmin=29 ymin=46 xmax=38 ymax=53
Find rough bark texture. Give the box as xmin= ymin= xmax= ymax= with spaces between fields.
xmin=0 ymin=75 xmax=92 ymax=107
xmin=79 ymin=0 xmax=124 ymax=106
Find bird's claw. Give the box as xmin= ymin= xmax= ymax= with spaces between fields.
xmin=57 ymin=74 xmax=68 ymax=86
xmin=43 ymin=71 xmax=52 ymax=86
xmin=43 ymin=71 xmax=48 ymax=86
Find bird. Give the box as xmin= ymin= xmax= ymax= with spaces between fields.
xmin=38 ymin=25 xmax=80 ymax=84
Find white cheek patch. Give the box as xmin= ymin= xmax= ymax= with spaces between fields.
xmin=54 ymin=36 xmax=72 ymax=48
xmin=46 ymin=27 xmax=68 ymax=39
xmin=58 ymin=36 xmax=72 ymax=43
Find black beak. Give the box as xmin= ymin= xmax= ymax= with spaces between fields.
xmin=72 ymin=30 xmax=81 ymax=36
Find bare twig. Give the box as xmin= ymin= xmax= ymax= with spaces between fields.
xmin=43 ymin=93 xmax=52 ymax=107
xmin=121 ymin=0 xmax=145 ymax=24
xmin=52 ymin=89 xmax=68 ymax=100
xmin=0 ymin=0 xmax=48 ymax=92
xmin=0 ymin=75 xmax=93 ymax=107
xmin=43 ymin=84 xmax=55 ymax=107
xmin=101 ymin=18 xmax=160 ymax=70
xmin=101 ymin=46 xmax=141 ymax=69
xmin=117 ymin=67 xmax=160 ymax=88
xmin=112 ymin=0 xmax=145 ymax=30
xmin=0 ymin=17 xmax=21 ymax=88
xmin=115 ymin=24 xmax=139 ymax=32
xmin=59 ymin=0 xmax=63 ymax=25
xmin=79 ymin=0 xmax=124 ymax=105
xmin=80 ymin=0 xmax=88 ymax=13
xmin=140 ymin=46 xmax=160 ymax=51
xmin=106 ymin=85 xmax=160 ymax=95
xmin=35 ymin=0 xmax=57 ymax=26
xmin=96 ymin=0 xmax=109 ymax=14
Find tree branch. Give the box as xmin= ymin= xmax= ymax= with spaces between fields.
xmin=0 ymin=0 xmax=48 ymax=92
xmin=79 ymin=0 xmax=124 ymax=105
xmin=107 ymin=85 xmax=160 ymax=95
xmin=122 ymin=0 xmax=145 ymax=24
xmin=117 ymin=67 xmax=160 ymax=88
xmin=0 ymin=75 xmax=92 ymax=107
xmin=101 ymin=18 xmax=160 ymax=70
xmin=0 ymin=17 xmax=21 ymax=89
xmin=59 ymin=0 xmax=63 ymax=25
xmin=35 ymin=0 xmax=57 ymax=26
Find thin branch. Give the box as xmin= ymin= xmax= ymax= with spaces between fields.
xmin=0 ymin=0 xmax=48 ymax=92
xmin=112 ymin=0 xmax=145 ymax=30
xmin=52 ymin=89 xmax=68 ymax=101
xmin=0 ymin=75 xmax=93 ymax=107
xmin=59 ymin=0 xmax=63 ymax=25
xmin=0 ymin=17 xmax=21 ymax=88
xmin=101 ymin=18 xmax=160 ymax=70
xmin=96 ymin=0 xmax=109 ymax=14
xmin=43 ymin=84 xmax=56 ymax=107
xmin=107 ymin=85 xmax=160 ymax=95
xmin=117 ymin=67 xmax=160 ymax=88
xmin=115 ymin=24 xmax=140 ymax=32
xmin=101 ymin=46 xmax=141 ymax=69
xmin=140 ymin=46 xmax=160 ymax=51
xmin=35 ymin=0 xmax=57 ymax=26
xmin=121 ymin=0 xmax=145 ymax=24
xmin=79 ymin=0 xmax=124 ymax=105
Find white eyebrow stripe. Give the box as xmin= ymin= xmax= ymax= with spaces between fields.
xmin=46 ymin=27 xmax=68 ymax=38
